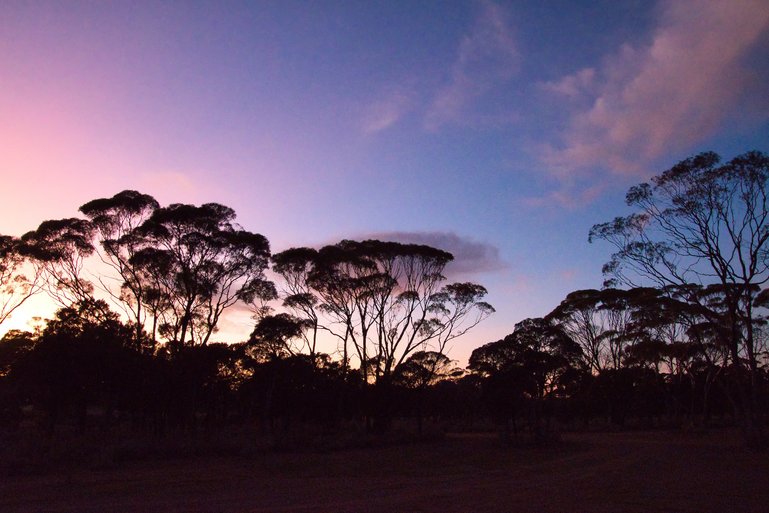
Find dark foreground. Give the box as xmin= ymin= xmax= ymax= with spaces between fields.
xmin=1 ymin=429 xmax=766 ymax=513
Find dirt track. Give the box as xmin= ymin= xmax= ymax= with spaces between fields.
xmin=1 ymin=430 xmax=766 ymax=512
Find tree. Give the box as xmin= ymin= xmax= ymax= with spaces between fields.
xmin=132 ymin=203 xmax=274 ymax=347
xmin=590 ymin=150 xmax=769 ymax=445
xmin=21 ymin=218 xmax=96 ymax=307
xmin=503 ymin=318 xmax=582 ymax=404
xmin=0 ymin=235 xmax=42 ymax=328
xmin=469 ymin=318 xmax=581 ymax=440
xmin=272 ymin=239 xmax=493 ymax=431
xmin=0 ymin=329 xmax=36 ymax=377
xmin=0 ymin=329 xmax=37 ymax=428
xmin=248 ymin=313 xmax=310 ymax=362
xmin=79 ymin=190 xmax=160 ymax=349
xmin=271 ymin=247 xmax=323 ymax=360
xmin=12 ymin=299 xmax=139 ymax=432
xmin=394 ymin=350 xmax=461 ymax=434
xmin=126 ymin=246 xmax=174 ymax=347
xmin=394 ymin=351 xmax=459 ymax=389
xmin=546 ymin=288 xmax=659 ymax=373
xmin=275 ymin=240 xmax=493 ymax=384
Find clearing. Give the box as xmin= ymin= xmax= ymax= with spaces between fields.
xmin=1 ymin=429 xmax=766 ymax=512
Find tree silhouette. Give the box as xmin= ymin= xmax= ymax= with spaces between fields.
xmin=470 ymin=318 xmax=581 ymax=440
xmin=394 ymin=351 xmax=459 ymax=389
xmin=0 ymin=329 xmax=37 ymax=428
xmin=0 ymin=329 xmax=36 ymax=377
xmin=12 ymin=299 xmax=139 ymax=432
xmin=272 ymin=240 xmax=492 ymax=431
xmin=0 ymin=235 xmax=42 ymax=328
xmin=312 ymin=240 xmax=492 ymax=384
xmin=547 ymin=288 xmax=661 ymax=373
xmin=79 ymin=190 xmax=160 ymax=350
xmin=21 ymin=218 xmax=96 ymax=308
xmin=590 ymin=150 xmax=769 ymax=445
xmin=248 ymin=313 xmax=310 ymax=361
xmin=132 ymin=203 xmax=274 ymax=347
xmin=394 ymin=350 xmax=460 ymax=434
xmin=126 ymin=246 xmax=175 ymax=347
xmin=272 ymin=247 xmax=323 ymax=361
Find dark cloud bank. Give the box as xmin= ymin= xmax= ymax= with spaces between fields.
xmin=361 ymin=231 xmax=508 ymax=278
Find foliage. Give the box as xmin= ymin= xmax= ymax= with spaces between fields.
xmin=131 ymin=202 xmax=275 ymax=347
xmin=273 ymin=239 xmax=494 ymax=385
xmin=79 ymin=190 xmax=160 ymax=348
xmin=1 ymin=164 xmax=767 ymax=448
xmin=21 ymin=218 xmax=96 ymax=307
xmin=0 ymin=235 xmax=41 ymax=328
xmin=590 ymin=151 xmax=769 ymax=445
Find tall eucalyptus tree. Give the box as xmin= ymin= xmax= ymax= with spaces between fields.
xmin=273 ymin=240 xmax=494 ymax=385
xmin=21 ymin=218 xmax=96 ymax=308
xmin=133 ymin=203 xmax=274 ymax=347
xmin=0 ymin=235 xmax=42 ymax=328
xmin=590 ymin=151 xmax=769 ymax=445
xmin=79 ymin=190 xmax=159 ymax=348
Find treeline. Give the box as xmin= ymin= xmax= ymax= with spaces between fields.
xmin=0 ymin=285 xmax=764 ymax=443
xmin=0 ymin=191 xmax=493 ymax=435
xmin=471 ymin=287 xmax=768 ymax=443
xmin=0 ymin=301 xmax=475 ymax=437
xmin=0 ymin=150 xmax=768 ymax=449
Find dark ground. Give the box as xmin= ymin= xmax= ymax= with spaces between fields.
xmin=1 ymin=429 xmax=767 ymax=512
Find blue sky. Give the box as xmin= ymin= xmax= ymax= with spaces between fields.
xmin=2 ymin=0 xmax=769 ymax=362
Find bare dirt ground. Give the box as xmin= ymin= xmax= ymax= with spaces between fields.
xmin=1 ymin=429 xmax=767 ymax=512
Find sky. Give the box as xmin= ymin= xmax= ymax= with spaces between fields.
xmin=2 ymin=0 xmax=769 ymax=363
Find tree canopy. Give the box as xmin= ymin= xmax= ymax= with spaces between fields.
xmin=590 ymin=151 xmax=769 ymax=445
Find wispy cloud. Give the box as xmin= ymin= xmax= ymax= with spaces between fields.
xmin=558 ymin=268 xmax=577 ymax=282
xmin=543 ymin=0 xmax=769 ymax=177
xmin=137 ymin=170 xmax=202 ymax=204
xmin=361 ymin=87 xmax=416 ymax=135
xmin=520 ymin=182 xmax=606 ymax=210
xmin=424 ymin=0 xmax=518 ymax=130
xmin=360 ymin=230 xmax=508 ymax=278
xmin=541 ymin=67 xmax=596 ymax=99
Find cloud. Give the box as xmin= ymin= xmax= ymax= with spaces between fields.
xmin=543 ymin=0 xmax=769 ymax=177
xmin=424 ymin=0 xmax=518 ymax=130
xmin=359 ymin=230 xmax=508 ymax=277
xmin=520 ymin=182 xmax=606 ymax=210
xmin=137 ymin=170 xmax=203 ymax=203
xmin=361 ymin=87 xmax=415 ymax=135
xmin=541 ymin=67 xmax=596 ymax=98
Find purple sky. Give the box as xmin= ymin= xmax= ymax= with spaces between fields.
xmin=2 ymin=0 xmax=769 ymax=362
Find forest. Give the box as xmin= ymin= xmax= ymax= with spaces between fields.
xmin=0 ymin=150 xmax=768 ymax=461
